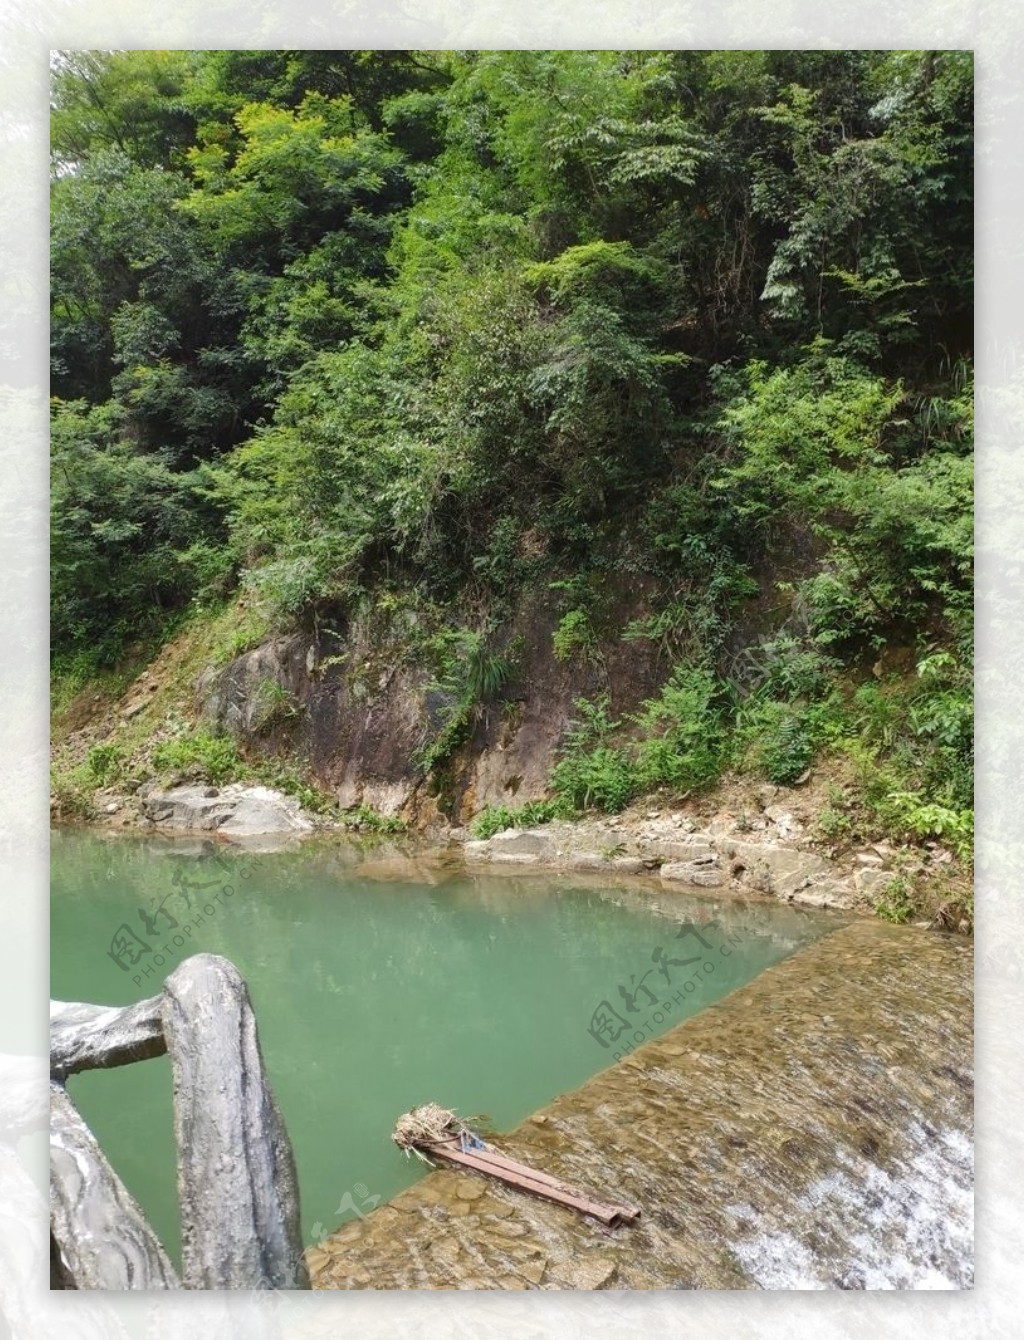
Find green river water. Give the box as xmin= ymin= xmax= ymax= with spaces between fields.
xmin=50 ymin=828 xmax=837 ymax=1268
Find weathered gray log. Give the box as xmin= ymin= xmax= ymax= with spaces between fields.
xmin=49 ymin=1081 xmax=180 ymax=1290
xmin=161 ymin=954 xmax=310 ymax=1289
xmin=49 ymin=996 xmax=165 ymax=1080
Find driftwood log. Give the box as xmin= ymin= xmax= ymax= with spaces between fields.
xmin=162 ymin=955 xmax=309 ymax=1289
xmin=48 ymin=952 xmax=310 ymax=1291
xmin=49 ymin=1081 xmax=179 ymax=1289
xmin=50 ymin=997 xmax=165 ymax=1080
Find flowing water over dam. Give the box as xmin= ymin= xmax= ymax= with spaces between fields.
xmin=313 ymin=919 xmax=973 ymax=1290
xmin=50 ymin=830 xmax=972 ymax=1288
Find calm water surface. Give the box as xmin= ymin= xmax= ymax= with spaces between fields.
xmin=50 ymin=828 xmax=838 ymax=1266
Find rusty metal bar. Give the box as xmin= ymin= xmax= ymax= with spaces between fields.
xmin=420 ymin=1137 xmax=640 ymax=1227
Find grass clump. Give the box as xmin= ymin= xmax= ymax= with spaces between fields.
xmin=339 ymin=804 xmax=407 ymax=835
xmin=50 ymin=765 xmax=96 ymax=821
xmin=874 ymin=874 xmax=915 ymax=924
xmin=470 ymin=799 xmax=567 ymax=839
xmin=151 ymin=730 xmax=246 ymax=785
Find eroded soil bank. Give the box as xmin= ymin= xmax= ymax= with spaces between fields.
xmin=310 ymin=919 xmax=972 ymax=1290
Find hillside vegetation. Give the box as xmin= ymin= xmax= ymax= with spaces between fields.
xmin=50 ymin=50 xmax=973 ymax=921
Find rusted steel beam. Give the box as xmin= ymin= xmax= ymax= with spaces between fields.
xmin=420 ymin=1137 xmax=640 ymax=1227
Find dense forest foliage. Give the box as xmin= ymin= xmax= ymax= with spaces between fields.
xmin=51 ymin=50 xmax=973 ymax=877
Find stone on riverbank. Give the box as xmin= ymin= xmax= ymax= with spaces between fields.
xmin=140 ymin=783 xmax=314 ymax=838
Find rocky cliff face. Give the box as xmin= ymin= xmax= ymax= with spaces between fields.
xmin=195 ymin=590 xmax=666 ymax=827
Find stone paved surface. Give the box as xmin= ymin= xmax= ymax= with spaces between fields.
xmin=310 ymin=920 xmax=972 ymax=1290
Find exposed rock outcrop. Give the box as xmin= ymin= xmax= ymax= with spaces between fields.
xmin=460 ymin=811 xmax=888 ymax=913
xmin=194 ymin=585 xmax=667 ymax=824
xmin=140 ymin=783 xmax=314 ymax=838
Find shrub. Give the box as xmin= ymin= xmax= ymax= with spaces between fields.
xmin=552 ymin=608 xmax=597 ymax=664
xmin=550 ymin=696 xmax=638 ymax=813
xmin=760 ymin=708 xmax=816 ymax=784
xmin=86 ymin=742 xmax=124 ymax=783
xmin=737 ymin=632 xmax=840 ymax=702
xmin=817 ymin=806 xmax=852 ymax=841
xmin=470 ymin=798 xmax=567 ymax=839
xmin=151 ymin=730 xmax=245 ymax=784
xmin=242 ymin=554 xmax=329 ymax=622
xmin=551 ymin=744 xmax=636 ymax=813
xmin=881 ymin=792 xmax=973 ymax=861
xmin=875 ymin=875 xmax=915 ymax=924
xmin=632 ymin=666 xmax=726 ymax=794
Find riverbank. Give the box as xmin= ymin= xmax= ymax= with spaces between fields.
xmin=58 ymin=771 xmax=972 ymax=932
xmin=309 ymin=917 xmax=973 ymax=1290
xmin=51 ymin=592 xmax=973 ymax=935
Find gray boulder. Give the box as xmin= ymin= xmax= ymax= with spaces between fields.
xmin=141 ymin=783 xmax=314 ymax=838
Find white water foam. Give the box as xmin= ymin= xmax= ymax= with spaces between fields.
xmin=727 ymin=1123 xmax=974 ymax=1290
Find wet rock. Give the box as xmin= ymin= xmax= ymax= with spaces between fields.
xmin=568 ymin=851 xmax=643 ymax=874
xmin=429 ymin=1237 xmax=461 ymax=1265
xmin=455 ymin=1180 xmax=485 ymax=1200
xmin=661 ymin=859 xmax=725 ymax=888
xmin=610 ymin=856 xmax=645 ymax=874
xmin=570 ymin=851 xmax=613 ymax=871
xmin=790 ymin=884 xmax=848 ymax=909
xmin=313 ymin=923 xmax=972 ymax=1292
xmin=516 ymin=1255 xmax=548 ymax=1284
xmin=556 ymin=1255 xmax=617 ymax=1289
